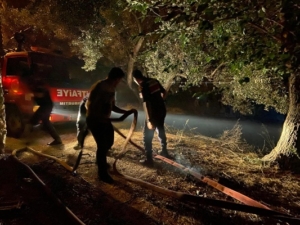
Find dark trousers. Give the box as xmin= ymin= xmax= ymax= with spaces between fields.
xmin=86 ymin=117 xmax=114 ymax=177
xmin=143 ymin=117 xmax=167 ymax=157
xmin=76 ymin=102 xmax=89 ymax=147
xmin=30 ymin=105 xmax=60 ymax=141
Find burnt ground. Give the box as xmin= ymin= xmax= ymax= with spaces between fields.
xmin=1 ymin=122 xmax=300 ymax=225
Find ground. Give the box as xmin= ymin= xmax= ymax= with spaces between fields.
xmin=1 ymin=121 xmax=300 ymax=225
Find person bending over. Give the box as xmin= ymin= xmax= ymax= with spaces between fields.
xmin=86 ymin=67 xmax=135 ymax=184
xmin=132 ymin=69 xmax=170 ymax=167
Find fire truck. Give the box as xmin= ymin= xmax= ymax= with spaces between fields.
xmin=0 ymin=31 xmax=90 ymax=138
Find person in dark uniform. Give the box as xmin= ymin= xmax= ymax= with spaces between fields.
xmin=73 ymin=94 xmax=89 ymax=150
xmin=132 ymin=69 xmax=170 ymax=166
xmin=29 ymin=80 xmax=62 ymax=145
xmin=24 ymin=64 xmax=62 ymax=145
xmin=86 ymin=67 xmax=135 ymax=184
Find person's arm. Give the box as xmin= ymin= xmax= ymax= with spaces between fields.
xmin=158 ymin=82 xmax=167 ymax=100
xmin=111 ymin=102 xmax=137 ymax=122
xmin=112 ymin=104 xmax=127 ymax=114
xmin=112 ymin=100 xmax=137 ymax=115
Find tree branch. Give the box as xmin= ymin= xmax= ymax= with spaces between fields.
xmin=265 ymin=18 xmax=284 ymax=28
xmin=210 ymin=62 xmax=228 ymax=79
xmin=164 ymin=74 xmax=187 ymax=94
xmin=247 ymin=22 xmax=281 ymax=43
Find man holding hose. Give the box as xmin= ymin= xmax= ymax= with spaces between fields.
xmin=86 ymin=67 xmax=136 ymax=184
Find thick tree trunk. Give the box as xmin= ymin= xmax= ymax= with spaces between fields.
xmin=164 ymin=74 xmax=187 ymax=94
xmin=0 ymin=91 xmax=6 ymax=154
xmin=164 ymin=75 xmax=176 ymax=94
xmin=126 ymin=12 xmax=144 ymax=89
xmin=0 ymin=16 xmax=5 ymax=56
xmin=262 ymin=72 xmax=300 ymax=162
xmin=127 ymin=36 xmax=144 ymax=89
xmin=0 ymin=16 xmax=7 ymax=154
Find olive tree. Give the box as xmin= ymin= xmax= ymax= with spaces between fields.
xmin=126 ymin=0 xmax=300 ymax=166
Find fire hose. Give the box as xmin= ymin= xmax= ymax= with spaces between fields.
xmin=10 ymin=111 xmax=300 ymax=223
xmin=7 ymin=111 xmax=137 ymax=224
xmin=111 ymin=111 xmax=300 ymax=223
xmin=11 ymin=148 xmax=85 ymax=225
xmin=114 ymin=128 xmax=271 ymax=209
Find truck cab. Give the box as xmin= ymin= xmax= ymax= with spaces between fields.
xmin=1 ymin=49 xmax=90 ymax=138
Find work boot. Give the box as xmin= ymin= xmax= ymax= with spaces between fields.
xmin=139 ymin=152 xmax=154 ymax=167
xmin=98 ymin=173 xmax=114 ymax=184
xmin=158 ymin=149 xmax=170 ymax=158
xmin=139 ymin=158 xmax=154 ymax=167
xmin=47 ymin=139 xmax=63 ymax=146
xmin=73 ymin=143 xmax=83 ymax=150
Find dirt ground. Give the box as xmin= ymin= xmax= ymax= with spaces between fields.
xmin=1 ymin=122 xmax=300 ymax=225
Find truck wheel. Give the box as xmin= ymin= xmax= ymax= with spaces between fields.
xmin=5 ymin=105 xmax=25 ymax=138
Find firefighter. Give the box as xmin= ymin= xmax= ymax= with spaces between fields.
xmin=24 ymin=63 xmax=62 ymax=145
xmin=132 ymin=69 xmax=170 ymax=167
xmin=86 ymin=67 xmax=136 ymax=184
xmin=73 ymin=94 xmax=89 ymax=150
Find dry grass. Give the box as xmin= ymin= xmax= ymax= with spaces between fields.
xmin=111 ymin=120 xmax=300 ymax=219
xmin=4 ymin=120 xmax=300 ymax=225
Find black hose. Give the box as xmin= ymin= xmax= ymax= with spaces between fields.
xmin=11 ymin=148 xmax=85 ymax=225
xmin=112 ymin=117 xmax=300 ymax=224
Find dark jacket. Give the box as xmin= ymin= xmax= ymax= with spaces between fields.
xmin=31 ymin=80 xmax=53 ymax=108
xmin=140 ymin=78 xmax=166 ymax=122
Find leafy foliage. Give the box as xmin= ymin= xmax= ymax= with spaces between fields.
xmin=71 ymin=28 xmax=105 ymax=71
xmin=1 ymin=0 xmax=299 ymax=115
xmin=139 ymin=23 xmax=207 ymax=87
xmin=127 ymin=0 xmax=297 ymax=115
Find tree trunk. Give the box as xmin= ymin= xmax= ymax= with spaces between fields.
xmin=262 ymin=72 xmax=300 ymax=162
xmin=164 ymin=75 xmax=176 ymax=94
xmin=126 ymin=36 xmax=144 ymax=89
xmin=0 ymin=16 xmax=5 ymax=56
xmin=0 ymin=92 xmax=6 ymax=155
xmin=0 ymin=15 xmax=7 ymax=154
xmin=126 ymin=12 xmax=145 ymax=89
xmin=164 ymin=74 xmax=187 ymax=94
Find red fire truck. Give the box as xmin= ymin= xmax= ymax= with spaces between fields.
xmin=0 ymin=33 xmax=90 ymax=138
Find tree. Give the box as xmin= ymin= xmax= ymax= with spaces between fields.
xmin=2 ymin=0 xmax=300 ymax=167
xmin=71 ymin=1 xmax=158 ymax=88
xmin=126 ymin=0 xmax=300 ymax=166
xmin=1 ymin=0 xmax=157 ymax=87
xmin=0 ymin=0 xmax=99 ymax=54
xmin=0 ymin=5 xmax=6 ymax=154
